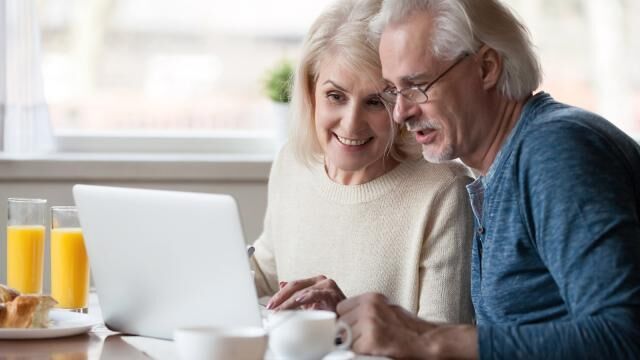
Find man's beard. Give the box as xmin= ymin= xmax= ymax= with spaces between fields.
xmin=422 ymin=143 xmax=454 ymax=163
xmin=405 ymin=118 xmax=455 ymax=163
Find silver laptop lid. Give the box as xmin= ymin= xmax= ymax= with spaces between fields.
xmin=73 ymin=185 xmax=261 ymax=339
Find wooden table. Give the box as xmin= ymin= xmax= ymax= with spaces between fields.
xmin=0 ymin=294 xmax=388 ymax=360
xmin=0 ymin=293 xmax=166 ymax=359
xmin=0 ymin=332 xmax=158 ymax=359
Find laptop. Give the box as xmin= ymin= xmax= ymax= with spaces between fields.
xmin=73 ymin=184 xmax=262 ymax=339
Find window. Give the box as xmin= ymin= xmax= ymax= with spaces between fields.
xmin=38 ymin=0 xmax=332 ymax=139
xmin=35 ymin=0 xmax=640 ymax=146
xmin=506 ymin=0 xmax=639 ymax=137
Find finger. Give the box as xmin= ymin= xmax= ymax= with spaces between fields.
xmin=273 ymin=278 xmax=337 ymax=311
xmin=269 ymin=276 xmax=328 ymax=309
xmin=295 ymin=289 xmax=343 ymax=311
xmin=274 ymin=288 xmax=313 ymax=310
xmin=267 ymin=277 xmax=320 ymax=309
xmin=317 ymin=278 xmax=345 ymax=296
xmin=348 ymin=324 xmax=369 ymax=355
xmin=337 ymin=306 xmax=361 ymax=328
xmin=338 ymin=292 xmax=386 ymax=313
xmin=337 ymin=310 xmax=378 ymax=355
xmin=349 ymin=321 xmax=392 ymax=357
xmin=337 ymin=294 xmax=365 ymax=316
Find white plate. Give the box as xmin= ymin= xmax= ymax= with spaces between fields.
xmin=0 ymin=309 xmax=100 ymax=339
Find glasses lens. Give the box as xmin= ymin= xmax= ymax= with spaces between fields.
xmin=380 ymin=91 xmax=397 ymax=104
xmin=404 ymin=89 xmax=427 ymax=103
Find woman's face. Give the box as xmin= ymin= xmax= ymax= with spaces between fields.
xmin=314 ymin=58 xmax=398 ymax=185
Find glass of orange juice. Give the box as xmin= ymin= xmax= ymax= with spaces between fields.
xmin=7 ymin=198 xmax=47 ymax=294
xmin=50 ymin=206 xmax=90 ymax=313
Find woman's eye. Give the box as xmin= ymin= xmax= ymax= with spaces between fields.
xmin=366 ymin=96 xmax=385 ymax=108
xmin=327 ymin=92 xmax=344 ymax=102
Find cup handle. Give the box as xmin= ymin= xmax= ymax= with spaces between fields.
xmin=335 ymin=320 xmax=352 ymax=351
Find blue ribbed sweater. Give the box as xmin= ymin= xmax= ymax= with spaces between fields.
xmin=467 ymin=93 xmax=640 ymax=359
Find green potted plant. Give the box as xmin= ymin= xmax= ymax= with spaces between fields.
xmin=263 ymin=60 xmax=294 ymax=150
xmin=264 ymin=60 xmax=293 ymax=103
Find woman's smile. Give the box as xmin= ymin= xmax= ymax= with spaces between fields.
xmin=334 ymin=133 xmax=374 ymax=147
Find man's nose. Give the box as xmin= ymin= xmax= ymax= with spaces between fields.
xmin=393 ymin=95 xmax=420 ymax=126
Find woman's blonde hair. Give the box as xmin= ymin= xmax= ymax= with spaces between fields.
xmin=289 ymin=0 xmax=420 ymax=166
xmin=370 ymin=0 xmax=542 ymax=101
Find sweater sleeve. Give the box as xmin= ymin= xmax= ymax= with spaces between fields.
xmin=417 ymin=173 xmax=475 ymax=324
xmin=479 ymin=123 xmax=640 ymax=359
xmin=250 ymin=147 xmax=288 ymax=297
xmin=251 ymin=211 xmax=278 ymax=297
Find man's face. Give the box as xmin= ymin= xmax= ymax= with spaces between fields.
xmin=379 ymin=13 xmax=485 ymax=163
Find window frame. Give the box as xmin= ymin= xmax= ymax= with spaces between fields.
xmin=53 ymin=129 xmax=278 ymax=155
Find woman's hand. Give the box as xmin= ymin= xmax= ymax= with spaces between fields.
xmin=266 ymin=275 xmax=346 ymax=312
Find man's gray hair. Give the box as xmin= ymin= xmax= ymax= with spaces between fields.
xmin=370 ymin=0 xmax=542 ymax=100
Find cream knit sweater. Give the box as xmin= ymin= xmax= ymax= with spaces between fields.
xmin=252 ymin=144 xmax=475 ymax=323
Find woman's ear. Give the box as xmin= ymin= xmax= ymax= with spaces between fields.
xmin=477 ymin=45 xmax=502 ymax=91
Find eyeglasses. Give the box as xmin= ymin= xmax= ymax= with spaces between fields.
xmin=380 ymin=53 xmax=470 ymax=105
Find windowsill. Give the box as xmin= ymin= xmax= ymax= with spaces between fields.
xmin=3 ymin=134 xmax=634 ymax=182
xmin=0 ymin=152 xmax=274 ymax=181
xmin=53 ymin=130 xmax=278 ymax=154
xmin=0 ymin=131 xmax=277 ymax=181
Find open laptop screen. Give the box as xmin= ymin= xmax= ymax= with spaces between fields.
xmin=73 ymin=185 xmax=262 ymax=339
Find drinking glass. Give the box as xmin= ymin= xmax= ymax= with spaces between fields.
xmin=50 ymin=206 xmax=90 ymax=313
xmin=7 ymin=198 xmax=47 ymax=294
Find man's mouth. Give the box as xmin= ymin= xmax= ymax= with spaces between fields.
xmin=414 ymin=128 xmax=438 ymax=144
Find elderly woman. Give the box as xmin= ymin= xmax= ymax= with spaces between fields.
xmin=251 ymin=0 xmax=474 ymax=324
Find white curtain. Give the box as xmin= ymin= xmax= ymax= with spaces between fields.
xmin=1 ymin=0 xmax=54 ymax=154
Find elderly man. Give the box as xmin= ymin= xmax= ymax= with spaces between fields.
xmin=337 ymin=0 xmax=640 ymax=359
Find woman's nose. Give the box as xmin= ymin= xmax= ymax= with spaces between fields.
xmin=342 ymin=103 xmax=363 ymax=131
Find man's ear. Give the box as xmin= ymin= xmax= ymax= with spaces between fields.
xmin=477 ymin=45 xmax=502 ymax=91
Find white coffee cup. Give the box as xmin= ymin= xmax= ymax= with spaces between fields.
xmin=267 ymin=310 xmax=352 ymax=360
xmin=174 ymin=326 xmax=267 ymax=360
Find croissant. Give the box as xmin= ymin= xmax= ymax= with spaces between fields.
xmin=0 ymin=285 xmax=58 ymax=328
xmin=0 ymin=284 xmax=19 ymax=303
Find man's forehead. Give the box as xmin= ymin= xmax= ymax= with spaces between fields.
xmin=379 ymin=13 xmax=437 ymax=83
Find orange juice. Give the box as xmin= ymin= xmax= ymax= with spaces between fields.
xmin=51 ymin=227 xmax=90 ymax=309
xmin=7 ymin=225 xmax=46 ymax=294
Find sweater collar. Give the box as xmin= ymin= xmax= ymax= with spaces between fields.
xmin=310 ymin=157 xmax=419 ymax=204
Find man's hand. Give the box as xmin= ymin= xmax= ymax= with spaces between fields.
xmin=266 ymin=275 xmax=346 ymax=312
xmin=337 ymin=293 xmax=434 ymax=358
xmin=337 ymin=293 xmax=478 ymax=359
